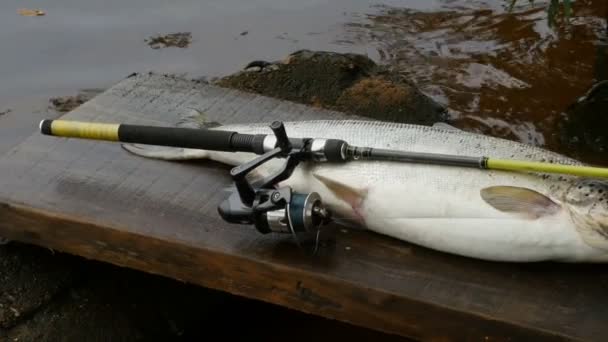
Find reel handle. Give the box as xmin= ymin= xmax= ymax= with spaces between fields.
xmin=270 ymin=121 xmax=292 ymax=154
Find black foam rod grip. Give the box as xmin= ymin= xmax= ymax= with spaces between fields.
xmin=118 ymin=124 xmax=252 ymax=152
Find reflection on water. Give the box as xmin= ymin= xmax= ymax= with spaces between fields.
xmin=343 ymin=0 xmax=607 ymax=163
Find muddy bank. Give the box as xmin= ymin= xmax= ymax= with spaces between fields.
xmin=0 ymin=242 xmax=406 ymax=342
xmin=216 ymin=49 xmax=449 ymax=125
xmin=3 ymin=250 xmax=223 ymax=342
xmin=0 ymin=244 xmax=78 ymax=331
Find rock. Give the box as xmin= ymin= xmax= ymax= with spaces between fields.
xmin=336 ymin=73 xmax=447 ymax=124
xmin=215 ymin=49 xmax=448 ymax=125
xmin=596 ymin=43 xmax=607 ymax=82
xmin=144 ymin=32 xmax=192 ymax=50
xmin=558 ymin=80 xmax=608 ymax=160
xmin=49 ymin=89 xmax=103 ymax=113
xmin=594 ymin=17 xmax=607 ymax=82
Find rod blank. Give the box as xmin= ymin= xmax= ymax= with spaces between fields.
xmin=367 ymin=147 xmax=486 ymax=168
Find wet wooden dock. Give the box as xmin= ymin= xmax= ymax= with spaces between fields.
xmin=1 ymin=73 xmax=606 ymax=341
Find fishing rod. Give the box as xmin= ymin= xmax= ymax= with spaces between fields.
xmin=39 ymin=119 xmax=608 ymax=178
xmin=38 ymin=119 xmax=608 ymax=251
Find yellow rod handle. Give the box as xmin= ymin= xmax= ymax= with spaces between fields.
xmin=486 ymin=158 xmax=608 ymax=179
xmin=40 ymin=119 xmax=120 ymax=141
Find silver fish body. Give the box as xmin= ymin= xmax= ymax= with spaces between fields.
xmin=123 ymin=119 xmax=608 ymax=263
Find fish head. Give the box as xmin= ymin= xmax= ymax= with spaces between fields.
xmin=564 ymin=179 xmax=608 ymax=250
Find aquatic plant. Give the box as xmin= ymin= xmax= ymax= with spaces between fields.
xmin=508 ymin=0 xmax=573 ymax=27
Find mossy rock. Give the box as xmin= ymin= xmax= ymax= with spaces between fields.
xmin=216 ymin=50 xmax=448 ymax=125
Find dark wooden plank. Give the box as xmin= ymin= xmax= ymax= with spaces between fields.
xmin=0 ymin=73 xmax=606 ymax=341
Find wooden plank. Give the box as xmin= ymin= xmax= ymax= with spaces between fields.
xmin=0 ymin=73 xmax=607 ymax=341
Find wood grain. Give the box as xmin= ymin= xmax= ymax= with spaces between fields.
xmin=0 ymin=73 xmax=606 ymax=341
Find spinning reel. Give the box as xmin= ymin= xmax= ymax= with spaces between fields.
xmin=217 ymin=122 xmax=333 ymax=252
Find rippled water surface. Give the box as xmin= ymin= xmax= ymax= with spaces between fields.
xmin=1 ymin=0 xmax=606 ymax=163
xmin=344 ymin=0 xmax=607 ymax=164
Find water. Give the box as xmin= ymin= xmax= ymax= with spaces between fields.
xmin=0 ymin=0 xmax=375 ymax=153
xmin=0 ymin=0 xmax=605 ymax=157
xmin=343 ymin=0 xmax=607 ymax=164
xmin=0 ymin=0 xmax=382 ymax=102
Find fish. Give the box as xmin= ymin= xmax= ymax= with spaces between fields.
xmin=122 ymin=117 xmax=608 ymax=263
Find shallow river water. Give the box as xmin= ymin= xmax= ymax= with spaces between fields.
xmin=1 ymin=0 xmax=606 ymax=163
xmin=344 ymin=0 xmax=607 ymax=164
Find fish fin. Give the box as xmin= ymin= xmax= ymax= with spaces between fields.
xmin=313 ymin=174 xmax=367 ymax=209
xmin=432 ymin=122 xmax=461 ymax=131
xmin=121 ymin=144 xmax=209 ymax=160
xmin=480 ymin=186 xmax=561 ymax=219
xmin=576 ymin=223 xmax=608 ymax=251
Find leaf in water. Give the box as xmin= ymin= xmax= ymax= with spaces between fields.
xmin=17 ymin=8 xmax=45 ymax=16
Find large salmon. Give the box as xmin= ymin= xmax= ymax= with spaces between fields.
xmin=123 ymin=119 xmax=608 ymax=263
